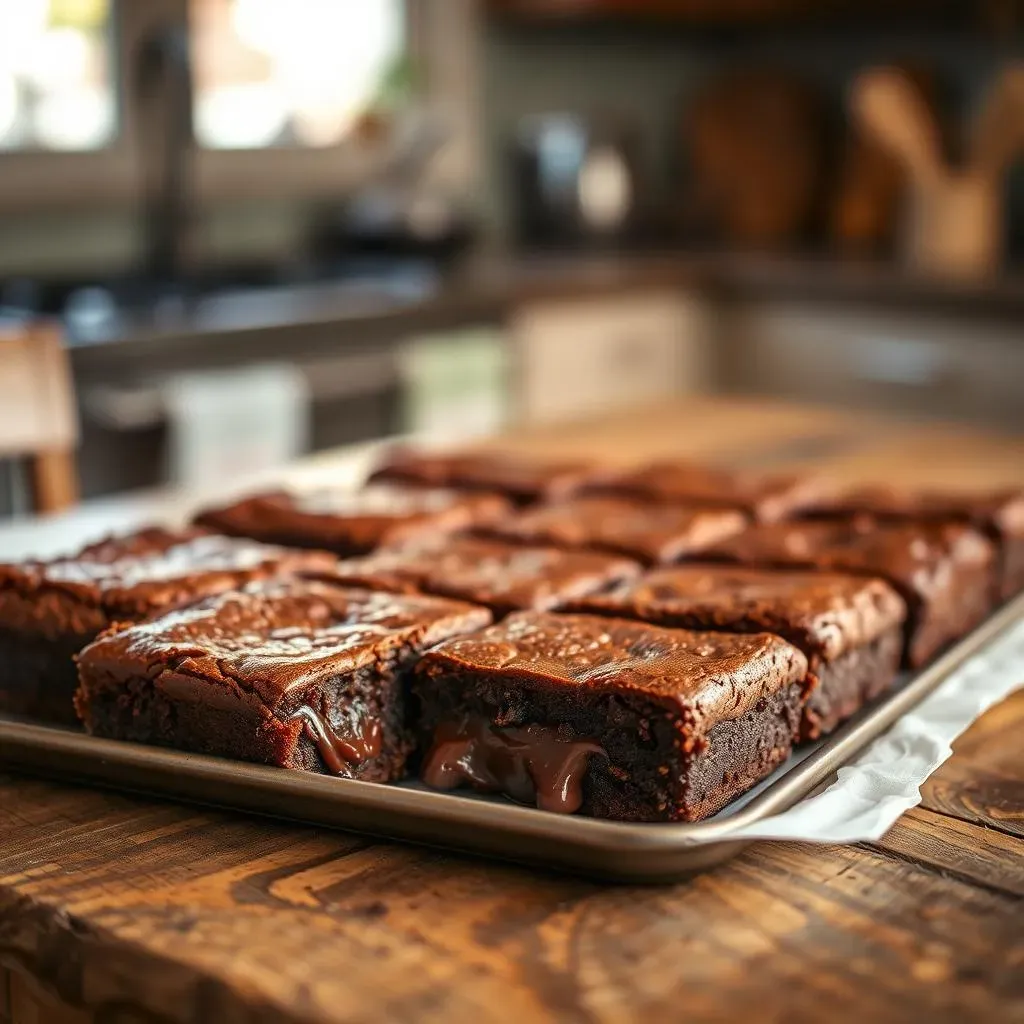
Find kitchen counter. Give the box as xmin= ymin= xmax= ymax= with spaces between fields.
xmin=65 ymin=252 xmax=1024 ymax=377
xmin=1 ymin=397 xmax=1023 ymax=1024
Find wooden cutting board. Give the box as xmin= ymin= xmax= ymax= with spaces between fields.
xmin=683 ymin=68 xmax=824 ymax=247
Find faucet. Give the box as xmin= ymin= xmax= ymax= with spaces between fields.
xmin=134 ymin=21 xmax=196 ymax=287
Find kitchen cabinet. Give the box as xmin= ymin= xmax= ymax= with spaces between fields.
xmin=487 ymin=0 xmax=969 ymax=22
xmin=397 ymin=326 xmax=510 ymax=439
xmin=722 ymin=302 xmax=1024 ymax=431
xmin=512 ymin=291 xmax=711 ymax=425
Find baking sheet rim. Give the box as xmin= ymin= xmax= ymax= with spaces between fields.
xmin=2 ymin=591 xmax=1022 ymax=882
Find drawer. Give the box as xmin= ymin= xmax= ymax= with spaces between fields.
xmin=513 ymin=291 xmax=710 ymax=425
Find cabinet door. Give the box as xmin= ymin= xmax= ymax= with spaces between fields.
xmin=724 ymin=302 xmax=1024 ymax=431
xmin=513 ymin=291 xmax=709 ymax=425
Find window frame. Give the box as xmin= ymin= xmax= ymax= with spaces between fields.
xmin=0 ymin=0 xmax=476 ymax=213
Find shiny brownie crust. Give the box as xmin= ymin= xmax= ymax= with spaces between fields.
xmin=326 ymin=536 xmax=640 ymax=617
xmin=368 ymin=449 xmax=609 ymax=504
xmin=414 ymin=612 xmax=807 ymax=822
xmin=194 ymin=484 xmax=512 ymax=557
xmin=700 ymin=520 xmax=996 ymax=667
xmin=76 ymin=580 xmax=491 ymax=781
xmin=802 ymin=485 xmax=1024 ymax=600
xmin=591 ymin=460 xmax=830 ymax=522
xmin=564 ymin=564 xmax=907 ymax=738
xmin=0 ymin=528 xmax=336 ymax=724
xmin=478 ymin=495 xmax=747 ymax=565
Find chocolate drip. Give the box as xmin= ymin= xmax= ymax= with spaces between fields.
xmin=291 ymin=705 xmax=382 ymax=776
xmin=421 ymin=716 xmax=605 ymax=813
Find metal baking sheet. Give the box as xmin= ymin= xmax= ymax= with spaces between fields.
xmin=2 ymin=592 xmax=1022 ymax=883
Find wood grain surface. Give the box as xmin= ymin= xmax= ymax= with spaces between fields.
xmin=1 ymin=399 xmax=1022 ymax=1024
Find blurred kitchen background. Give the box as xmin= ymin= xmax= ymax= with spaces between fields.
xmin=2 ymin=0 xmax=1024 ymax=516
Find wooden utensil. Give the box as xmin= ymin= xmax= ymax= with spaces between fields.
xmin=685 ymin=69 xmax=823 ymax=247
xmin=831 ymin=67 xmax=940 ymax=254
xmin=852 ymin=65 xmax=1024 ymax=277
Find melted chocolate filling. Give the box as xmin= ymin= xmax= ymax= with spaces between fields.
xmin=421 ymin=716 xmax=606 ymax=813
xmin=291 ymin=705 xmax=382 ymax=776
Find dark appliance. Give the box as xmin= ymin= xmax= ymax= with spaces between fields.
xmin=510 ymin=114 xmax=644 ymax=249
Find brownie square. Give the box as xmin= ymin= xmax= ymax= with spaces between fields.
xmin=0 ymin=528 xmax=337 ymax=725
xmin=567 ymin=565 xmax=907 ymax=740
xmin=367 ymin=448 xmax=608 ymax=504
xmin=594 ymin=460 xmax=828 ymax=522
xmin=76 ymin=579 xmax=492 ymax=781
xmin=194 ymin=484 xmax=512 ymax=557
xmin=325 ymin=536 xmax=640 ymax=618
xmin=701 ymin=520 xmax=996 ymax=668
xmin=414 ymin=612 xmax=808 ymax=822
xmin=803 ymin=485 xmax=1024 ymax=601
xmin=477 ymin=495 xmax=747 ymax=565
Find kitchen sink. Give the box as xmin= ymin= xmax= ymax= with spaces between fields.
xmin=1 ymin=260 xmax=441 ymax=346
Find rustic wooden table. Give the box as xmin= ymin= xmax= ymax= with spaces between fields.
xmin=1 ymin=399 xmax=1023 ymax=1024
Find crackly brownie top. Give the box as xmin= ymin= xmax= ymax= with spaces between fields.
xmin=804 ymin=484 xmax=1024 ymax=539
xmin=702 ymin=519 xmax=995 ymax=602
xmin=418 ymin=611 xmax=807 ymax=728
xmin=595 ymin=460 xmax=828 ymax=522
xmin=479 ymin=496 xmax=747 ymax=564
xmin=79 ymin=579 xmax=492 ymax=711
xmin=367 ymin=448 xmax=607 ymax=503
xmin=195 ymin=484 xmax=512 ymax=553
xmin=568 ymin=564 xmax=906 ymax=662
xmin=0 ymin=527 xmax=336 ymax=618
xmin=327 ymin=536 xmax=640 ymax=613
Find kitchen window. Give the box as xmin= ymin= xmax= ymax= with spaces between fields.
xmin=0 ymin=0 xmax=475 ymax=211
xmin=0 ymin=0 xmax=117 ymax=153
xmin=191 ymin=0 xmax=405 ymax=150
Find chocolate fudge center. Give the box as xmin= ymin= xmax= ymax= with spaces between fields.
xmin=76 ymin=579 xmax=492 ymax=781
xmin=415 ymin=612 xmax=807 ymax=821
xmin=97 ymin=583 xmax=477 ymax=711
xmin=422 ymin=718 xmax=605 ymax=813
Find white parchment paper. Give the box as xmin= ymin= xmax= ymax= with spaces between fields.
xmin=731 ymin=617 xmax=1024 ymax=842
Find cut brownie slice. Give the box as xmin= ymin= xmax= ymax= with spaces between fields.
xmin=325 ymin=536 xmax=640 ymax=618
xmin=414 ymin=612 xmax=808 ymax=822
xmin=194 ymin=484 xmax=512 ymax=557
xmin=593 ymin=460 xmax=829 ymax=523
xmin=477 ymin=495 xmax=747 ymax=565
xmin=76 ymin=580 xmax=491 ymax=780
xmin=567 ymin=565 xmax=907 ymax=739
xmin=701 ymin=520 xmax=995 ymax=668
xmin=367 ymin=448 xmax=608 ymax=504
xmin=0 ymin=528 xmax=337 ymax=725
xmin=803 ymin=484 xmax=1024 ymax=600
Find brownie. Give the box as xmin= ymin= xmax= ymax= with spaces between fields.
xmin=0 ymin=528 xmax=337 ymax=725
xmin=194 ymin=484 xmax=512 ymax=557
xmin=567 ymin=565 xmax=907 ymax=740
xmin=325 ymin=536 xmax=640 ymax=618
xmin=477 ymin=495 xmax=748 ymax=565
xmin=414 ymin=612 xmax=808 ymax=822
xmin=701 ymin=520 xmax=996 ymax=668
xmin=803 ymin=485 xmax=1024 ymax=601
xmin=367 ymin=448 xmax=608 ymax=504
xmin=76 ymin=579 xmax=492 ymax=780
xmin=593 ymin=460 xmax=829 ymax=522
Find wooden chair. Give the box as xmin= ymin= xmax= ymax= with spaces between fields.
xmin=0 ymin=321 xmax=79 ymax=514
